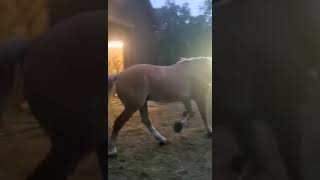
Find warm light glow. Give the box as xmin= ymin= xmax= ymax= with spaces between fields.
xmin=108 ymin=41 xmax=124 ymax=48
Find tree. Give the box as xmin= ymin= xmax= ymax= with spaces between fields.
xmin=200 ymin=0 xmax=212 ymax=25
xmin=153 ymin=0 xmax=212 ymax=65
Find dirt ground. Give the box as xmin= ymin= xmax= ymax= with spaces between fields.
xmin=108 ymin=97 xmax=212 ymax=180
xmin=0 ymin=90 xmax=287 ymax=180
xmin=0 ymin=93 xmax=212 ymax=180
xmin=0 ymin=107 xmax=103 ymax=180
xmin=2 ymin=84 xmax=310 ymax=180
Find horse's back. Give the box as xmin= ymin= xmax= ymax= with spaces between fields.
xmin=115 ymin=64 xmax=191 ymax=105
xmin=114 ymin=64 xmax=154 ymax=107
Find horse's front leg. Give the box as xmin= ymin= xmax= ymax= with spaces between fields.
xmin=194 ymin=94 xmax=212 ymax=138
xmin=139 ymin=101 xmax=168 ymax=145
xmin=174 ymin=99 xmax=194 ymax=133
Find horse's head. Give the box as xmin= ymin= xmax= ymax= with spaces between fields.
xmin=177 ymin=57 xmax=213 ymax=85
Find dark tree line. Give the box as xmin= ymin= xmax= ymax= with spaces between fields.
xmin=153 ymin=0 xmax=212 ymax=65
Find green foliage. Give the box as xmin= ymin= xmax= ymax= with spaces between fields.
xmin=154 ymin=0 xmax=212 ymax=65
xmin=200 ymin=0 xmax=212 ymax=25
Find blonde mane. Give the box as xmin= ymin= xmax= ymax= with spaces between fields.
xmin=176 ymin=57 xmax=212 ymax=64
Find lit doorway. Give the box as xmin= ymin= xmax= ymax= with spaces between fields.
xmin=108 ymin=40 xmax=124 ymax=75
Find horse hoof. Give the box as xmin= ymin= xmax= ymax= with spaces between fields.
xmin=108 ymin=153 xmax=118 ymax=159
xmin=182 ymin=111 xmax=188 ymax=117
xmin=108 ymin=147 xmax=118 ymax=158
xmin=230 ymin=155 xmax=247 ymax=173
xmin=174 ymin=122 xmax=183 ymax=133
xmin=159 ymin=141 xmax=165 ymax=146
xmin=108 ymin=151 xmax=118 ymax=158
xmin=206 ymin=130 xmax=213 ymax=138
xmin=158 ymin=139 xmax=169 ymax=146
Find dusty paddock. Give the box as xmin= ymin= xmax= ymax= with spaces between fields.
xmin=0 ymin=94 xmax=212 ymax=180
xmin=3 ymin=83 xmax=320 ymax=180
xmin=108 ymin=97 xmax=212 ymax=180
xmin=0 ymin=87 xmax=296 ymax=180
xmin=0 ymin=109 xmax=102 ymax=180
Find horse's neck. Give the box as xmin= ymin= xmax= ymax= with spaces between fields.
xmin=176 ymin=61 xmax=211 ymax=85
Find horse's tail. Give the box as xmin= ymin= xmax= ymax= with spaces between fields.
xmin=108 ymin=74 xmax=117 ymax=104
xmin=0 ymin=39 xmax=31 ymax=130
xmin=0 ymin=39 xmax=30 ymax=65
xmin=0 ymin=39 xmax=31 ymax=97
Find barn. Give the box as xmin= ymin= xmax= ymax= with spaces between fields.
xmin=0 ymin=0 xmax=106 ymax=111
xmin=108 ymin=0 xmax=157 ymax=75
xmin=47 ymin=0 xmax=106 ymax=26
xmin=0 ymin=0 xmax=156 ymax=107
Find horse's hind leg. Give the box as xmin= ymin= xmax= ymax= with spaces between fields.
xmin=109 ymin=107 xmax=136 ymax=157
xmin=96 ymin=135 xmax=108 ymax=180
xmin=26 ymin=97 xmax=100 ymax=180
xmin=139 ymin=101 xmax=168 ymax=145
xmin=269 ymin=112 xmax=302 ymax=180
xmin=228 ymin=116 xmax=264 ymax=179
xmin=26 ymin=144 xmax=90 ymax=180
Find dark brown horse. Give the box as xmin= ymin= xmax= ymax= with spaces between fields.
xmin=1 ymin=11 xmax=107 ymax=180
xmin=214 ymin=0 xmax=320 ymax=179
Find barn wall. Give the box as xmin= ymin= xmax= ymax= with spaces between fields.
xmin=123 ymin=1 xmax=156 ymax=65
xmin=47 ymin=0 xmax=106 ymax=26
xmin=0 ymin=0 xmax=107 ymax=110
xmin=108 ymin=22 xmax=134 ymax=68
xmin=0 ymin=0 xmax=48 ymax=40
xmin=0 ymin=0 xmax=107 ymax=114
xmin=108 ymin=0 xmax=157 ymax=66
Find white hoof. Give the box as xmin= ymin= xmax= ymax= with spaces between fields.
xmin=108 ymin=146 xmax=117 ymax=157
xmin=207 ymin=129 xmax=213 ymax=138
xmin=157 ymin=137 xmax=169 ymax=146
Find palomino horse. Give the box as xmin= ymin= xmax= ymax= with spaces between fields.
xmin=108 ymin=57 xmax=212 ymax=157
xmin=1 ymin=11 xmax=108 ymax=180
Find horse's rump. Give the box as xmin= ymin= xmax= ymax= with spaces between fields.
xmin=108 ymin=74 xmax=117 ymax=104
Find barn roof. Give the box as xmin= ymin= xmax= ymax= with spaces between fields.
xmin=108 ymin=0 xmax=158 ymax=30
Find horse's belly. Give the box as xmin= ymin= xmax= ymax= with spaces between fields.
xmin=148 ymin=94 xmax=182 ymax=103
xmin=148 ymin=87 xmax=189 ymax=103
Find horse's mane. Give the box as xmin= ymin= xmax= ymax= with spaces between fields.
xmin=176 ymin=57 xmax=213 ymax=64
